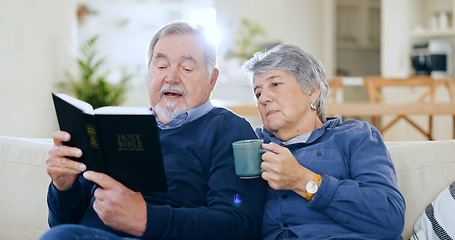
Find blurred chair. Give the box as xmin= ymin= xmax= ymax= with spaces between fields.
xmin=363 ymin=76 xmax=453 ymax=140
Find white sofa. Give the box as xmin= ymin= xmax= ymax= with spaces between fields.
xmin=0 ymin=136 xmax=454 ymax=240
xmin=0 ymin=137 xmax=53 ymax=240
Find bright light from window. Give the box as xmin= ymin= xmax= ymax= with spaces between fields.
xmin=190 ymin=8 xmax=221 ymax=46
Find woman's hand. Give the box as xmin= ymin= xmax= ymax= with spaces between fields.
xmin=260 ymin=142 xmax=316 ymax=197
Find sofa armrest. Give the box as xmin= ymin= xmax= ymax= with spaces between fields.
xmin=0 ymin=136 xmax=53 ymax=240
xmin=386 ymin=140 xmax=455 ymax=239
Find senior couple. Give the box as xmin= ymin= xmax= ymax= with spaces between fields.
xmin=41 ymin=21 xmax=405 ymax=240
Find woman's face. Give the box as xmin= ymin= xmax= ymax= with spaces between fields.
xmin=253 ymin=70 xmax=318 ymax=140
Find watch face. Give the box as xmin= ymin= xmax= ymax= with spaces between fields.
xmin=306 ymin=180 xmax=318 ymax=194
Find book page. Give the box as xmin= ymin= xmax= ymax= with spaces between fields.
xmin=94 ymin=106 xmax=152 ymax=115
xmin=55 ymin=93 xmax=94 ymax=114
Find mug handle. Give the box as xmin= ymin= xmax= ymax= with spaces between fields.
xmin=259 ymin=149 xmax=270 ymax=154
xmin=259 ymin=149 xmax=270 ymax=173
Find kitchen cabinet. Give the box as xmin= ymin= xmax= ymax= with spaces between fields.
xmin=409 ymin=0 xmax=455 ymax=39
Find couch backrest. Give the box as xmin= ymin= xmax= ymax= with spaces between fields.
xmin=386 ymin=140 xmax=455 ymax=239
xmin=1 ymin=136 xmax=454 ymax=240
xmin=0 ymin=136 xmax=53 ymax=240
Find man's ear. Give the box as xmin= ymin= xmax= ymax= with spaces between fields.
xmin=209 ymin=68 xmax=219 ymax=91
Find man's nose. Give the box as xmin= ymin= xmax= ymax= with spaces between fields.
xmin=165 ymin=67 xmax=180 ymax=84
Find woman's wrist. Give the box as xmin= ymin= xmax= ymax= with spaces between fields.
xmin=291 ymin=167 xmax=316 ymax=198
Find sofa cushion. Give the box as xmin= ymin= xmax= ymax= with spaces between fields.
xmin=411 ymin=181 xmax=455 ymax=240
xmin=386 ymin=140 xmax=455 ymax=239
xmin=0 ymin=136 xmax=53 ymax=240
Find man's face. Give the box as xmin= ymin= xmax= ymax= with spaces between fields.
xmin=148 ymin=33 xmax=218 ymax=123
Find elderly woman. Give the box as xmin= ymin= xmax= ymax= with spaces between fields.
xmin=242 ymin=44 xmax=405 ymax=240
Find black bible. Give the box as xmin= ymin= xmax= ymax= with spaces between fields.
xmin=52 ymin=93 xmax=167 ymax=193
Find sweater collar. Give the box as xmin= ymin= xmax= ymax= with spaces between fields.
xmin=153 ymin=100 xmax=214 ymax=130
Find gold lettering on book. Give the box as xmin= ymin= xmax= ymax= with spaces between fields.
xmin=86 ymin=124 xmax=99 ymax=149
xmin=117 ymin=134 xmax=144 ymax=151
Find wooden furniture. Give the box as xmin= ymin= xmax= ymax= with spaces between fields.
xmin=361 ymin=76 xmax=455 ymax=140
xmin=224 ymin=76 xmax=455 ymax=140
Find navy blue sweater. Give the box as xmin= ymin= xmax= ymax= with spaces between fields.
xmin=47 ymin=107 xmax=267 ymax=239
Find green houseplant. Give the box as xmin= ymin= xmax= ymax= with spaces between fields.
xmin=225 ymin=18 xmax=266 ymax=61
xmin=59 ymin=36 xmax=131 ymax=109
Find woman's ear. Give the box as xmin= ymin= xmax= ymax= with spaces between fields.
xmin=310 ymin=86 xmax=321 ymax=103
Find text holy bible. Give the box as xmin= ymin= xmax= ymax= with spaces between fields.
xmin=52 ymin=93 xmax=167 ymax=192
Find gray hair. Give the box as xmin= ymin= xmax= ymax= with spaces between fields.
xmin=242 ymin=43 xmax=329 ymax=122
xmin=147 ymin=21 xmax=217 ymax=78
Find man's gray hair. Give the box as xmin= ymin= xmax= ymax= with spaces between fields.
xmin=147 ymin=21 xmax=217 ymax=77
xmin=242 ymin=43 xmax=329 ymax=122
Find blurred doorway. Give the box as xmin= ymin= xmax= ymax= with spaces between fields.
xmin=335 ymin=0 xmax=381 ymax=77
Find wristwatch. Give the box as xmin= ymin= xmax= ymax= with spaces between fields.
xmin=305 ymin=174 xmax=322 ymax=201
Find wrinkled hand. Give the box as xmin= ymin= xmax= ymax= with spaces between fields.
xmin=83 ymin=171 xmax=147 ymax=237
xmin=260 ymin=142 xmax=315 ymax=195
xmin=46 ymin=131 xmax=85 ymax=191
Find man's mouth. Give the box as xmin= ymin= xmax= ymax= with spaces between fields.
xmin=163 ymin=91 xmax=183 ymax=97
xmin=159 ymin=84 xmax=186 ymax=99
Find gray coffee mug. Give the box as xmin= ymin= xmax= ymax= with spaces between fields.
xmin=232 ymin=139 xmax=268 ymax=179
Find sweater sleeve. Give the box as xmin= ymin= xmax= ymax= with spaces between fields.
xmin=309 ymin=123 xmax=406 ymax=239
xmin=47 ymin=176 xmax=94 ymax=227
xmin=141 ymin=113 xmax=267 ymax=240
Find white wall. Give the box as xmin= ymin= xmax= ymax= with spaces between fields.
xmin=381 ymin=0 xmax=410 ymax=77
xmin=0 ymin=0 xmax=75 ymax=138
xmin=0 ymin=0 xmax=327 ymax=137
xmin=6 ymin=0 xmax=449 ymax=140
xmin=215 ymin=0 xmax=325 ymax=64
xmin=79 ymin=0 xmax=328 ymax=129
xmin=213 ymin=0 xmax=327 ymax=128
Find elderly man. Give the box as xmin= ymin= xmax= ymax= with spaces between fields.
xmin=40 ymin=21 xmax=266 ymax=240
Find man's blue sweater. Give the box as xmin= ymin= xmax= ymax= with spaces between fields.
xmin=47 ymin=107 xmax=267 ymax=239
